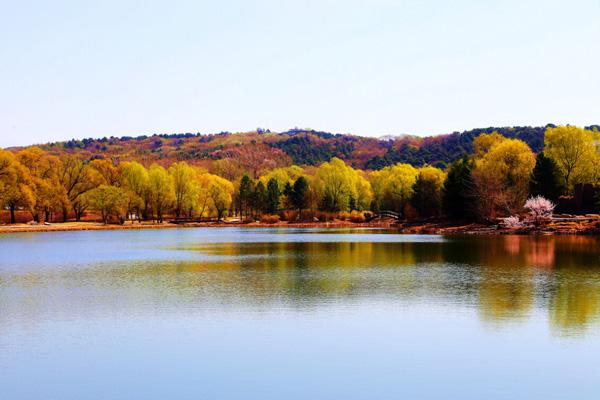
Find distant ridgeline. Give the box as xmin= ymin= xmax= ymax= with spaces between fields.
xmin=364 ymin=126 xmax=550 ymax=169
xmin=37 ymin=125 xmax=600 ymax=170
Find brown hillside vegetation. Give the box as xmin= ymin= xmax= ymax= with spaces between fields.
xmin=8 ymin=125 xmax=590 ymax=171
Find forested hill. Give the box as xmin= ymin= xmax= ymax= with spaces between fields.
xmin=15 ymin=124 xmax=599 ymax=170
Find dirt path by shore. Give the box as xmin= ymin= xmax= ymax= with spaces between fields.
xmin=0 ymin=222 xmax=182 ymax=233
xmin=0 ymin=220 xmax=399 ymax=234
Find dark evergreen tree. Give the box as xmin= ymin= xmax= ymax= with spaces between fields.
xmin=290 ymin=176 xmax=309 ymax=218
xmin=265 ymin=178 xmax=280 ymax=214
xmin=238 ymin=174 xmax=254 ymax=219
xmin=411 ymin=174 xmax=442 ymax=218
xmin=251 ymin=181 xmax=267 ymax=217
xmin=283 ymin=181 xmax=293 ymax=197
xmin=320 ymin=192 xmax=336 ymax=212
xmin=529 ymin=152 xmax=563 ymax=202
xmin=442 ymin=156 xmax=475 ymax=220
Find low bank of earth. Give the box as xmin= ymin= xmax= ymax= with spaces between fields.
xmin=1 ymin=218 xmax=599 ymax=235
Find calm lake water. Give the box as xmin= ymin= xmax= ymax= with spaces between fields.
xmin=1 ymin=228 xmax=599 ymax=399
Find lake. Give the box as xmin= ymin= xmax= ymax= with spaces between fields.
xmin=1 ymin=228 xmax=599 ymax=399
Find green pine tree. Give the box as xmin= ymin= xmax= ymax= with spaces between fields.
xmin=442 ymin=156 xmax=475 ymax=220
xmin=265 ymin=178 xmax=280 ymax=214
xmin=529 ymin=152 xmax=564 ymax=202
xmin=290 ymin=177 xmax=309 ymax=219
xmin=411 ymin=174 xmax=442 ymax=217
xmin=238 ymin=174 xmax=254 ymax=219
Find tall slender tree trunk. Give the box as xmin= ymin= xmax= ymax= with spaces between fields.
xmin=9 ymin=205 xmax=16 ymax=224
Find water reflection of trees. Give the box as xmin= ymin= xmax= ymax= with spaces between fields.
xmin=189 ymin=237 xmax=600 ymax=333
xmin=550 ymin=270 xmax=600 ymax=334
xmin=2 ymin=235 xmax=600 ymax=334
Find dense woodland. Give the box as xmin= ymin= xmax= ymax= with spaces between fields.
xmin=1 ymin=125 xmax=600 ymax=225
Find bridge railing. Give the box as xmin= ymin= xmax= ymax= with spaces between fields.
xmin=373 ymin=210 xmax=401 ymax=220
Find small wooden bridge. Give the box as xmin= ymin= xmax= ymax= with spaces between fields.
xmin=372 ymin=210 xmax=401 ymax=221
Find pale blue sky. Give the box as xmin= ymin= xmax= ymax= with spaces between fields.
xmin=1 ymin=0 xmax=599 ymax=147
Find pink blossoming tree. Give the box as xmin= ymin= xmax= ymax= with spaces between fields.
xmin=524 ymin=196 xmax=555 ymax=225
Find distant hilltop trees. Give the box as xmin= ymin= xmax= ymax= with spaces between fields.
xmin=29 ymin=124 xmax=598 ymax=171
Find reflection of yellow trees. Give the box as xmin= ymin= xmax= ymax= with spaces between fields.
xmin=189 ymin=242 xmax=427 ymax=298
xmin=256 ymin=238 xmax=599 ymax=332
xmin=194 ymin=241 xmax=429 ymax=270
xmin=550 ymin=273 xmax=600 ymax=334
xmin=478 ymin=265 xmax=534 ymax=321
xmin=475 ymin=235 xmax=600 ymax=331
xmin=103 ymin=238 xmax=600 ymax=332
xmin=5 ymin=235 xmax=600 ymax=333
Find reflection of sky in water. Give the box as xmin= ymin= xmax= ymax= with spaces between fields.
xmin=1 ymin=228 xmax=600 ymax=399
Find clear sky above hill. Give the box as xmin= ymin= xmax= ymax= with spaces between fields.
xmin=1 ymin=0 xmax=598 ymax=147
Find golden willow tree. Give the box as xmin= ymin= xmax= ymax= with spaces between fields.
xmin=471 ymin=133 xmax=536 ymax=220
xmin=0 ymin=149 xmax=35 ymax=223
xmin=119 ymin=161 xmax=149 ymax=222
xmin=208 ymin=175 xmax=234 ymax=221
xmin=16 ymin=147 xmax=68 ymax=222
xmin=313 ymin=158 xmax=372 ymax=212
xmin=543 ymin=126 xmax=599 ymax=193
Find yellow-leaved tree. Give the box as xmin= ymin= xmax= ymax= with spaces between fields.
xmin=544 ymin=126 xmax=598 ymax=192
xmin=119 ymin=161 xmax=149 ymax=222
xmin=169 ymin=162 xmax=199 ymax=219
xmin=59 ymin=156 xmax=102 ymax=221
xmin=16 ymin=147 xmax=68 ymax=222
xmin=147 ymin=164 xmax=174 ymax=223
xmin=314 ymin=158 xmax=372 ymax=212
xmin=208 ymin=175 xmax=234 ymax=221
xmin=0 ymin=149 xmax=35 ymax=223
xmin=472 ymin=134 xmax=535 ymax=219
xmin=259 ymin=166 xmax=304 ymax=192
xmin=369 ymin=163 xmax=418 ymax=215
xmin=84 ymin=185 xmax=128 ymax=224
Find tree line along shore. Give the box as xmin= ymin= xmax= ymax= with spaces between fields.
xmin=1 ymin=125 xmax=600 ymax=234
